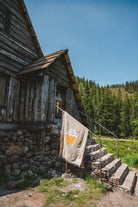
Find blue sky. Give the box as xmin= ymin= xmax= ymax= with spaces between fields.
xmin=24 ymin=0 xmax=138 ymax=86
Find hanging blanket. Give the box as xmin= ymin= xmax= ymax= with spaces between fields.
xmin=59 ymin=111 xmax=88 ymax=167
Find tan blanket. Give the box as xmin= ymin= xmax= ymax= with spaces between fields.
xmin=59 ymin=111 xmax=88 ymax=167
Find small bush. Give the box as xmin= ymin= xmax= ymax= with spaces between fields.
xmin=39 ymin=185 xmax=48 ymax=193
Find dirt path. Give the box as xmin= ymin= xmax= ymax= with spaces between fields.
xmin=0 ymin=187 xmax=138 ymax=207
xmin=0 ymin=187 xmax=46 ymax=207
xmin=100 ymin=137 xmax=138 ymax=142
xmin=97 ymin=189 xmax=138 ymax=207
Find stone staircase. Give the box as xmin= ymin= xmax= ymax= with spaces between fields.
xmin=84 ymin=139 xmax=137 ymax=195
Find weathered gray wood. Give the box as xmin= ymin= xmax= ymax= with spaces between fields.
xmin=47 ymin=79 xmax=56 ymax=123
xmin=0 ymin=75 xmax=7 ymax=106
xmin=0 ymin=67 xmax=16 ymax=77
xmin=0 ymin=123 xmax=17 ymax=130
xmin=49 ymin=66 xmax=70 ymax=83
xmin=13 ymin=79 xmax=20 ymax=121
xmin=6 ymin=77 xmax=15 ymax=121
xmin=41 ymin=75 xmax=49 ymax=121
xmin=0 ymin=0 xmax=40 ymax=74
xmin=0 ymin=49 xmax=30 ymax=66
xmin=34 ymin=79 xmax=42 ymax=121
xmin=66 ymin=88 xmax=81 ymax=122
xmin=45 ymin=70 xmax=70 ymax=88
xmin=19 ymin=82 xmax=26 ymax=121
xmin=0 ymin=56 xmax=21 ymax=73
xmin=0 ymin=41 xmax=31 ymax=63
xmin=0 ymin=32 xmax=38 ymax=59
xmin=25 ymin=81 xmax=30 ymax=121
xmin=28 ymin=81 xmax=35 ymax=121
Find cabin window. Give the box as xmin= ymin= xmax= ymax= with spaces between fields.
xmin=0 ymin=3 xmax=11 ymax=33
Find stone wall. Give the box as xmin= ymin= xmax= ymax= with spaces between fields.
xmin=0 ymin=124 xmax=65 ymax=177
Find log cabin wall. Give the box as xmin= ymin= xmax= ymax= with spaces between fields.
xmin=19 ymin=74 xmax=57 ymax=124
xmin=0 ymin=0 xmax=41 ymax=76
xmin=45 ymin=56 xmax=70 ymax=88
xmin=18 ymin=72 xmax=81 ymax=125
xmin=45 ymin=56 xmax=81 ymax=122
xmin=44 ymin=57 xmax=82 ymax=122
xmin=66 ymin=88 xmax=81 ymax=122
xmin=0 ymin=73 xmax=20 ymax=124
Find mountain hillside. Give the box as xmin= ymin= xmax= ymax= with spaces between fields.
xmin=76 ymin=77 xmax=138 ymax=139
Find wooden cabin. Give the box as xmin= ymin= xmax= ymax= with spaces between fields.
xmin=0 ymin=0 xmax=87 ymax=130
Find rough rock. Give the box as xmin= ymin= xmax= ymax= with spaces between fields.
xmin=0 ymin=155 xmax=7 ymax=163
xmin=23 ymin=146 xmax=29 ymax=154
xmin=12 ymin=163 xmax=20 ymax=170
xmin=17 ymin=130 xmax=23 ymax=136
xmin=12 ymin=169 xmax=21 ymax=176
xmin=21 ymin=164 xmax=29 ymax=170
xmin=5 ymin=150 xmax=12 ymax=157
xmin=45 ymin=136 xmax=50 ymax=143
xmin=9 ymin=145 xmax=24 ymax=156
xmin=5 ymin=164 xmax=11 ymax=174
xmin=6 ymin=179 xmax=25 ymax=189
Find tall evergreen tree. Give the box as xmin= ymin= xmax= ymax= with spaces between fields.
xmin=121 ymin=94 xmax=132 ymax=138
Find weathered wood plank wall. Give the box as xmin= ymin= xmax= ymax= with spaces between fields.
xmin=19 ymin=75 xmax=51 ymax=123
xmin=66 ymin=88 xmax=81 ymax=122
xmin=5 ymin=76 xmax=20 ymax=122
xmin=45 ymin=57 xmax=70 ymax=88
xmin=41 ymin=75 xmax=49 ymax=121
xmin=47 ymin=78 xmax=56 ymax=123
xmin=0 ymin=0 xmax=39 ymax=76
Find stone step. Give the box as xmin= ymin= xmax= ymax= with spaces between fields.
xmin=134 ymin=174 xmax=138 ymax=196
xmin=85 ymin=144 xmax=100 ymax=153
xmin=119 ymin=171 xmax=136 ymax=194
xmin=109 ymin=164 xmax=129 ymax=185
xmin=91 ymin=153 xmax=114 ymax=169
xmin=86 ymin=138 xmax=95 ymax=146
xmin=102 ymin=158 xmax=121 ymax=178
xmin=86 ymin=148 xmax=107 ymax=161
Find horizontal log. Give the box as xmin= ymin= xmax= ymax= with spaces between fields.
xmin=0 ymin=32 xmax=38 ymax=59
xmin=0 ymin=49 xmax=28 ymax=66
xmin=45 ymin=70 xmax=70 ymax=88
xmin=0 ymin=123 xmax=17 ymax=130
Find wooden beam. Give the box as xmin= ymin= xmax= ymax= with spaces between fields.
xmin=0 ymin=123 xmax=17 ymax=130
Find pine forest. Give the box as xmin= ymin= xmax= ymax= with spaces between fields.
xmin=76 ymin=77 xmax=138 ymax=139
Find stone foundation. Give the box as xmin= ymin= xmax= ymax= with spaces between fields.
xmin=0 ymin=124 xmax=65 ymax=176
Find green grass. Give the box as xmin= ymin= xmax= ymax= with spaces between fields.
xmin=39 ymin=177 xmax=107 ymax=207
xmin=97 ymin=139 xmax=138 ymax=169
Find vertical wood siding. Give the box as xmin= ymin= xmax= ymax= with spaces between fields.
xmin=47 ymin=79 xmax=56 ymax=123
xmin=66 ymin=88 xmax=81 ymax=122
xmin=41 ymin=75 xmax=50 ymax=121
xmin=6 ymin=77 xmax=20 ymax=122
xmin=19 ymin=75 xmax=50 ymax=123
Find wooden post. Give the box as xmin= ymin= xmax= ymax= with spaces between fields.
xmin=66 ymin=161 xmax=68 ymax=174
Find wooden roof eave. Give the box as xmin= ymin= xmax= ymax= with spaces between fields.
xmin=19 ymin=49 xmax=68 ymax=76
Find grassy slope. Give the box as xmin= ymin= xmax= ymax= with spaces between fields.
xmin=109 ymin=87 xmax=134 ymax=99
xmin=39 ymin=177 xmax=107 ymax=207
xmin=98 ymin=139 xmax=138 ymax=169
